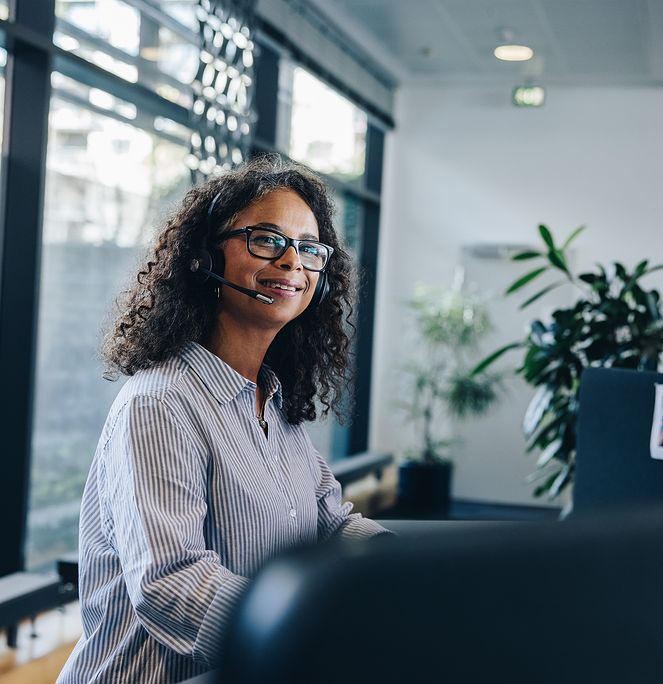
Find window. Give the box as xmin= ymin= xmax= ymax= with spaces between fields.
xmin=285 ymin=65 xmax=367 ymax=181
xmin=26 ymin=91 xmax=190 ymax=570
xmin=55 ymin=0 xmax=200 ymax=107
xmin=151 ymin=0 xmax=199 ymax=32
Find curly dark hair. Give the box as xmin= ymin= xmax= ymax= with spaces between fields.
xmin=102 ymin=153 xmax=356 ymax=425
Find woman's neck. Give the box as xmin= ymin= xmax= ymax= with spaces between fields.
xmin=204 ymin=316 xmax=277 ymax=384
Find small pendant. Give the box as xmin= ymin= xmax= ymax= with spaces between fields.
xmin=258 ymin=417 xmax=268 ymax=429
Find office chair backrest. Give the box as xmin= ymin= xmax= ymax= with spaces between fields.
xmin=574 ymin=366 xmax=663 ymax=514
xmin=218 ymin=510 xmax=663 ymax=684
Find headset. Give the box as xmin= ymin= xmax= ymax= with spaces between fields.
xmin=189 ymin=192 xmax=330 ymax=309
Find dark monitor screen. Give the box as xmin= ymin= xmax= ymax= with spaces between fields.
xmin=217 ymin=510 xmax=663 ymax=684
xmin=575 ymin=367 xmax=663 ymax=514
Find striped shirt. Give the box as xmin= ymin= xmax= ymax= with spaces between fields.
xmin=57 ymin=341 xmax=388 ymax=683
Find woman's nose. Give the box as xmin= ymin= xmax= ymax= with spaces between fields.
xmin=275 ymin=245 xmax=302 ymax=270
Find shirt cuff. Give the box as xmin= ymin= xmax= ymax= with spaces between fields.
xmin=336 ymin=514 xmax=394 ymax=540
xmin=192 ymin=573 xmax=252 ymax=666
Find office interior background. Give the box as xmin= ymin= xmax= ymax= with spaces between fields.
xmin=1 ymin=0 xmax=662 ymax=671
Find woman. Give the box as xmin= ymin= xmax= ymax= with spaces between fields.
xmin=57 ymin=154 xmax=389 ymax=683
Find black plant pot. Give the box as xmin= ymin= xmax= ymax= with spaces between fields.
xmin=397 ymin=460 xmax=453 ymax=517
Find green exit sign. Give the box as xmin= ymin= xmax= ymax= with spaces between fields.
xmin=512 ymin=86 xmax=545 ymax=107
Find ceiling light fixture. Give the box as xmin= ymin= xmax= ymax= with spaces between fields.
xmin=494 ymin=44 xmax=534 ymax=62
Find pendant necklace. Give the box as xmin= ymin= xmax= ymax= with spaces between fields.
xmin=257 ymin=396 xmax=268 ymax=429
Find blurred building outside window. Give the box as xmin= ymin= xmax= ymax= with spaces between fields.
xmin=55 ymin=0 xmax=200 ymax=107
xmin=26 ymin=86 xmax=190 ymax=571
xmin=287 ymin=65 xmax=367 ymax=181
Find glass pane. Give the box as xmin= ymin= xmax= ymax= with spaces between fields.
xmin=51 ymin=71 xmax=192 ymax=146
xmin=55 ymin=0 xmax=199 ymax=107
xmin=0 ymin=47 xmax=6 ymax=146
xmin=152 ymin=0 xmax=199 ymax=32
xmin=288 ymin=66 xmax=367 ymax=180
xmin=26 ymin=93 xmax=191 ymax=571
xmin=335 ymin=192 xmax=363 ymax=260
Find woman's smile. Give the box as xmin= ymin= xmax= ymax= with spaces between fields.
xmin=257 ymin=277 xmax=306 ymax=298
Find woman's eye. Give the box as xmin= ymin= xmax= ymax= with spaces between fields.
xmin=254 ymin=235 xmax=281 ymax=248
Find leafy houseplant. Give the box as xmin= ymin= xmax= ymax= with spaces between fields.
xmin=398 ymin=281 xmax=501 ymax=515
xmin=473 ymin=225 xmax=663 ymax=501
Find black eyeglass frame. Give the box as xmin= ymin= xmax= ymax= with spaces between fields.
xmin=218 ymin=226 xmax=335 ymax=272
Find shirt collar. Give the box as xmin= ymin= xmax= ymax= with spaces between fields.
xmin=179 ymin=341 xmax=283 ymax=409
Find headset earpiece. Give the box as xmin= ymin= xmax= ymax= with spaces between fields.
xmin=190 ymin=248 xmax=213 ymax=282
xmin=309 ymin=271 xmax=330 ymax=308
xmin=191 ymin=191 xmax=225 ymax=284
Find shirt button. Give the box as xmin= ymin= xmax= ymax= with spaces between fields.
xmin=289 ymin=508 xmax=297 ymax=518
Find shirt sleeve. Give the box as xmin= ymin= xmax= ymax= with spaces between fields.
xmin=313 ymin=449 xmax=393 ymax=542
xmin=100 ymin=393 xmax=250 ymax=667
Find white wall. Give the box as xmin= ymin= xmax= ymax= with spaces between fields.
xmin=370 ymin=84 xmax=663 ymax=506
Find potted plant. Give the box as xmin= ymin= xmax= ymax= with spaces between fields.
xmin=398 ymin=278 xmax=501 ymax=516
xmin=472 ymin=225 xmax=663 ymax=502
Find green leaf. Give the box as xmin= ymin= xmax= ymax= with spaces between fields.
xmin=519 ymin=281 xmax=565 ymax=309
xmin=632 ymin=259 xmax=649 ymax=280
xmin=512 ymin=250 xmax=542 ymax=261
xmin=646 ymin=292 xmax=661 ymax=320
xmin=578 ymin=273 xmax=598 ymax=285
xmin=505 ymin=267 xmax=549 ymax=295
xmin=533 ymin=473 xmax=559 ymax=498
xmin=561 ymin=225 xmax=586 ymax=250
xmin=470 ymin=342 xmax=523 ymax=376
xmin=536 ymin=438 xmax=563 ymax=467
xmin=525 ymin=413 xmax=566 ymax=453
xmin=548 ymin=463 xmax=572 ymax=498
xmin=547 ymin=249 xmax=569 ymax=273
xmin=644 ymin=264 xmax=663 ymax=276
xmin=523 ymin=385 xmax=554 ymax=437
xmin=538 ymin=224 xmax=555 ymax=250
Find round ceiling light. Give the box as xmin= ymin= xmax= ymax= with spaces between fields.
xmin=494 ymin=44 xmax=534 ymax=61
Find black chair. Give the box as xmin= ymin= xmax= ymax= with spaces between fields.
xmin=214 ymin=508 xmax=663 ymax=684
xmin=574 ymin=366 xmax=663 ymax=514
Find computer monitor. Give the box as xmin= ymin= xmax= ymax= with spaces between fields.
xmin=217 ymin=509 xmax=663 ymax=683
xmin=574 ymin=366 xmax=663 ymax=513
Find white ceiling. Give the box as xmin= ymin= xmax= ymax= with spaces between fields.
xmin=303 ymin=0 xmax=663 ymax=87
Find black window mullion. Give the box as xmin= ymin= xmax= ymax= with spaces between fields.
xmin=253 ymin=40 xmax=279 ymax=149
xmin=0 ymin=0 xmax=55 ymax=576
xmin=349 ymin=123 xmax=384 ymax=455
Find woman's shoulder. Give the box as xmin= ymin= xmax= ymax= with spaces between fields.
xmin=109 ymin=351 xmax=194 ymax=414
xmin=100 ymin=350 xmax=204 ymax=439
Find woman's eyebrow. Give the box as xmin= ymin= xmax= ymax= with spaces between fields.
xmin=252 ymin=223 xmax=320 ymax=241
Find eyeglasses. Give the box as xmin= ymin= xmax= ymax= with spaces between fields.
xmin=219 ymin=225 xmax=334 ymax=272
